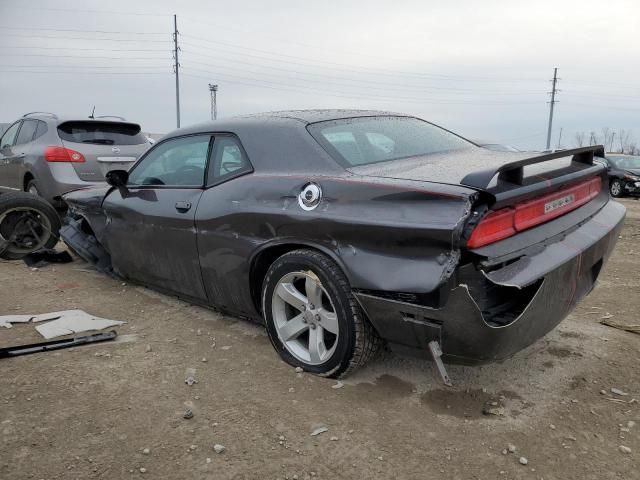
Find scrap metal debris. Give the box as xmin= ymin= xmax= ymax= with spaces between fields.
xmin=23 ymin=249 xmax=73 ymax=268
xmin=0 ymin=331 xmax=117 ymax=359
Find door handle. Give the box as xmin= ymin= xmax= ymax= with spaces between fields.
xmin=175 ymin=201 xmax=192 ymax=212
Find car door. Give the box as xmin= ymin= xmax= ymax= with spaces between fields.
xmin=0 ymin=121 xmax=22 ymax=191
xmin=101 ymin=134 xmax=212 ymax=300
xmin=9 ymin=119 xmax=39 ymax=189
xmin=194 ymin=135 xmax=255 ymax=314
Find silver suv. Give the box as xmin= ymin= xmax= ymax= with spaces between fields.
xmin=0 ymin=112 xmax=151 ymax=207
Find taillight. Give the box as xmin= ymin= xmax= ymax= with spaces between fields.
xmin=466 ymin=208 xmax=515 ymax=248
xmin=44 ymin=146 xmax=85 ymax=163
xmin=467 ymin=177 xmax=602 ymax=249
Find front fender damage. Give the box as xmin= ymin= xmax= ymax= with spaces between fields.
xmin=60 ymin=217 xmax=112 ymax=273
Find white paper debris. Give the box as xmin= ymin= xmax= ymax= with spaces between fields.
xmin=0 ymin=315 xmax=34 ymax=328
xmin=33 ymin=310 xmax=125 ymax=339
xmin=0 ymin=310 xmax=88 ymax=329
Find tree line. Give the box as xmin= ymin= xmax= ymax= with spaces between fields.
xmin=573 ymin=128 xmax=637 ymax=154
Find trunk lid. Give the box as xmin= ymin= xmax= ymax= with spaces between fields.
xmin=348 ymin=145 xmax=605 ymax=206
xmin=350 ymin=145 xmax=608 ymax=257
xmin=57 ymin=120 xmax=149 ymax=181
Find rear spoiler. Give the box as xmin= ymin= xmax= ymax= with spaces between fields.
xmin=461 ymin=145 xmax=605 ymax=190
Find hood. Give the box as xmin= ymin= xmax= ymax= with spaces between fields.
xmin=62 ymin=185 xmax=111 ymax=202
xmin=625 ymin=169 xmax=640 ymax=177
xmin=347 ymin=147 xmax=532 ymax=187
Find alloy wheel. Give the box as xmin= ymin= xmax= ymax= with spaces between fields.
xmin=271 ymin=270 xmax=339 ymax=365
xmin=610 ymin=181 xmax=622 ymax=197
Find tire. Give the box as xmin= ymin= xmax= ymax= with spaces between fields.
xmin=261 ymin=249 xmax=381 ymax=378
xmin=26 ymin=178 xmax=42 ymax=197
xmin=0 ymin=192 xmax=61 ymax=260
xmin=610 ymin=179 xmax=624 ymax=198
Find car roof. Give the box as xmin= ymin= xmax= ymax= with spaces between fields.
xmin=237 ymin=109 xmax=410 ymax=123
xmin=20 ymin=113 xmax=139 ymax=126
xmin=164 ymin=110 xmax=418 ymax=175
xmin=171 ymin=109 xmax=412 ymax=137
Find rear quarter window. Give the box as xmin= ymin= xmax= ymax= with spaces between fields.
xmin=57 ymin=121 xmax=147 ymax=146
xmin=15 ymin=119 xmax=38 ymax=145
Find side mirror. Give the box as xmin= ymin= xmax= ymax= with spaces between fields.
xmin=105 ymin=169 xmax=129 ymax=187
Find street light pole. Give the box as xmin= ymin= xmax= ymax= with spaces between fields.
xmin=208 ymin=84 xmax=218 ymax=120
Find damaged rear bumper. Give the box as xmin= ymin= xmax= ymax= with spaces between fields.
xmin=355 ymin=199 xmax=625 ymax=364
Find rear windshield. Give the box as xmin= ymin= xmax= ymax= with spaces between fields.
xmin=307 ymin=116 xmax=473 ymax=167
xmin=57 ymin=121 xmax=147 ymax=145
xmin=608 ymin=155 xmax=640 ymax=169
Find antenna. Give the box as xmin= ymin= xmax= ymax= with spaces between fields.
xmin=89 ymin=106 xmax=96 ymax=119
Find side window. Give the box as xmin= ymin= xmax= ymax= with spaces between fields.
xmin=33 ymin=121 xmax=48 ymax=141
xmin=15 ymin=120 xmax=38 ymax=145
xmin=1 ymin=122 xmax=21 ymax=149
xmin=207 ymin=136 xmax=252 ymax=184
xmin=128 ymin=135 xmax=211 ymax=187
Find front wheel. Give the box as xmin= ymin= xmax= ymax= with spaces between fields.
xmin=0 ymin=192 xmax=60 ymax=259
xmin=610 ymin=179 xmax=624 ymax=198
xmin=261 ymin=249 xmax=381 ymax=378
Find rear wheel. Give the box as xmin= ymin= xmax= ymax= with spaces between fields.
xmin=0 ymin=192 xmax=60 ymax=260
xmin=610 ymin=179 xmax=624 ymax=198
xmin=261 ymin=249 xmax=381 ymax=378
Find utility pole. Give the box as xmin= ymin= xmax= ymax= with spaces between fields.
xmin=208 ymin=84 xmax=218 ymax=120
xmin=173 ymin=14 xmax=180 ymax=128
xmin=556 ymin=127 xmax=563 ymax=150
xmin=545 ymin=67 xmax=559 ymax=150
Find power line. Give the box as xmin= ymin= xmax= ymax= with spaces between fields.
xmin=2 ymin=5 xmax=170 ymax=17
xmin=181 ymin=16 xmax=543 ymax=81
xmin=0 ymin=70 xmax=169 ymax=75
xmin=0 ymin=54 xmax=170 ymax=61
xmin=0 ymin=25 xmax=166 ymax=35
xmin=180 ymin=57 xmax=544 ymax=99
xmin=0 ymin=32 xmax=170 ymax=43
xmin=180 ymin=50 xmax=543 ymax=95
xmin=0 ymin=45 xmax=168 ymax=52
xmin=180 ymin=69 xmax=541 ymax=106
xmin=0 ymin=64 xmax=169 ymax=69
xmin=180 ymin=35 xmax=543 ymax=84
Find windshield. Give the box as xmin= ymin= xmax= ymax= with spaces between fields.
xmin=58 ymin=121 xmax=147 ymax=146
xmin=307 ymin=116 xmax=473 ymax=167
xmin=608 ymin=155 xmax=640 ymax=170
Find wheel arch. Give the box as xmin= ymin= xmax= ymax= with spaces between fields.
xmin=249 ymin=240 xmax=352 ymax=315
xmin=23 ymin=171 xmax=34 ymax=191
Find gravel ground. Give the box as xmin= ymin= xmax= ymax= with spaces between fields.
xmin=1 ymin=198 xmax=639 ymax=480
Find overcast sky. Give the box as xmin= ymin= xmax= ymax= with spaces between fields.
xmin=1 ymin=0 xmax=639 ymax=150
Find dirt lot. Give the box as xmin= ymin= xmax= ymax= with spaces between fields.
xmin=1 ymin=198 xmax=639 ymax=480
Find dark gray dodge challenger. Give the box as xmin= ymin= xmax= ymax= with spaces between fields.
xmin=60 ymin=110 xmax=625 ymax=378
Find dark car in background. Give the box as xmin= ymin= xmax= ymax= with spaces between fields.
xmin=61 ymin=110 xmax=624 ymax=378
xmin=598 ymin=154 xmax=640 ymax=197
xmin=0 ymin=112 xmax=151 ymax=208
